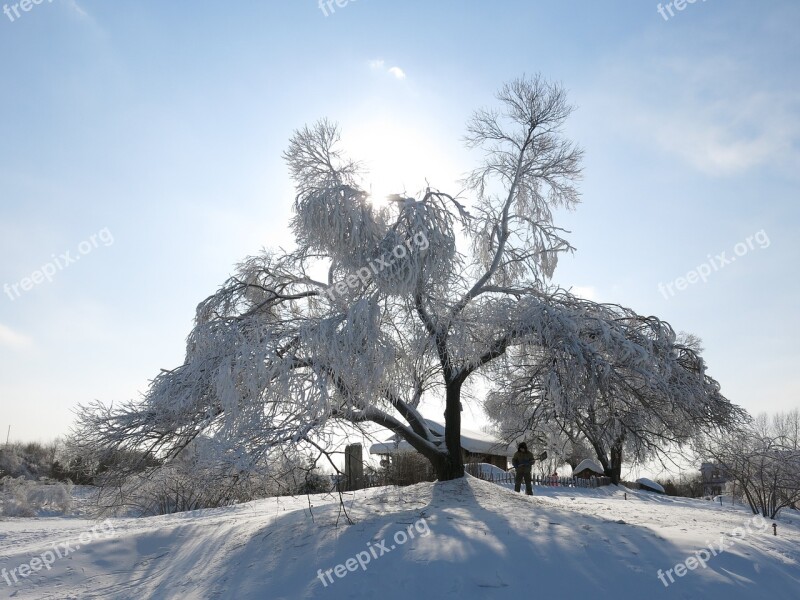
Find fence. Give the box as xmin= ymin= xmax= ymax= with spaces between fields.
xmin=333 ymin=466 xmax=612 ymax=491
xmin=465 ymin=465 xmax=611 ymax=489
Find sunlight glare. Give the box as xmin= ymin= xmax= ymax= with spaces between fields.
xmin=342 ymin=119 xmax=455 ymax=209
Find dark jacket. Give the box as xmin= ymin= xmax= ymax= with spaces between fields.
xmin=512 ymin=450 xmax=535 ymax=474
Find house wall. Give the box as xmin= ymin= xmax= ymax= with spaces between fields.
xmin=463 ymin=450 xmax=508 ymax=470
xmin=372 ymin=449 xmax=509 ymax=471
xmin=574 ymin=469 xmax=602 ymax=479
xmin=700 ymin=462 xmax=729 ymax=496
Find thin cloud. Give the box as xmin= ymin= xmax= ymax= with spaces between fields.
xmin=62 ymin=0 xmax=105 ymax=35
xmin=388 ymin=66 xmax=406 ymax=80
xmin=589 ymin=54 xmax=800 ymax=177
xmin=65 ymin=0 xmax=89 ymax=18
xmin=643 ymin=90 xmax=799 ymax=175
xmin=0 ymin=324 xmax=33 ymax=350
xmin=368 ymin=59 xmax=407 ymax=81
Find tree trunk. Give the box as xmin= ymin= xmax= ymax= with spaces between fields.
xmin=436 ymin=381 xmax=465 ymax=481
xmin=586 ymin=437 xmax=614 ymax=483
xmin=605 ymin=437 xmax=624 ymax=485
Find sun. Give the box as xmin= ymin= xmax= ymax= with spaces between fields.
xmin=342 ymin=118 xmax=455 ymax=209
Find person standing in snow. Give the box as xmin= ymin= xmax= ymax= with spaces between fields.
xmin=512 ymin=442 xmax=535 ymax=495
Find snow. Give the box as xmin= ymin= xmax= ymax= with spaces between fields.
xmin=1 ymin=476 xmax=798 ymax=598
xmin=465 ymin=463 xmax=507 ymax=478
xmin=636 ymin=478 xmax=666 ymax=494
xmin=573 ymin=459 xmax=605 ymax=475
xmin=711 ymin=495 xmax=748 ymax=508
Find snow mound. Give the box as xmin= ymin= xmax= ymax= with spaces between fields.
xmin=636 ymin=477 xmax=665 ymax=493
xmin=2 ymin=475 xmax=799 ymax=599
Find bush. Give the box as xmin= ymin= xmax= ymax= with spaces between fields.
xmin=675 ymin=474 xmax=706 ymax=498
xmin=0 ymin=476 xmax=74 ymax=517
xmin=658 ymin=480 xmax=679 ymax=496
xmin=55 ymin=441 xmax=162 ymax=485
xmin=295 ymin=470 xmax=333 ymax=495
xmin=0 ymin=441 xmax=60 ymax=480
xmin=92 ymin=441 xmax=331 ymax=516
xmin=378 ymin=453 xmax=436 ymax=486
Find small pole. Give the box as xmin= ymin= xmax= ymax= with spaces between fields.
xmin=624 ymin=492 xmax=627 ymax=500
xmin=772 ymin=523 xmax=777 ymax=536
xmin=5 ymin=425 xmax=9 ymax=446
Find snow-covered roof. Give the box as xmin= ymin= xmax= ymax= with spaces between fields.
xmin=369 ymin=419 xmax=512 ymax=456
xmin=573 ymin=459 xmax=605 ymax=475
xmin=636 ymin=478 xmax=665 ymax=493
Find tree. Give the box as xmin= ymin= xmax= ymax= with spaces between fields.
xmin=486 ymin=321 xmax=746 ymax=484
xmin=74 ymin=75 xmax=741 ymax=485
xmin=674 ymin=473 xmax=705 ymax=498
xmin=701 ymin=411 xmax=800 ymax=518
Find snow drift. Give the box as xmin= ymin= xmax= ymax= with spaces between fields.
xmin=1 ymin=476 xmax=798 ymax=599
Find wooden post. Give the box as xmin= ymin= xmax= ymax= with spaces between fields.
xmin=344 ymin=444 xmax=364 ymax=491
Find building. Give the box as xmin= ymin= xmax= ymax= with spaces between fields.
xmin=700 ymin=462 xmax=729 ymax=496
xmin=572 ymin=458 xmax=605 ymax=479
xmin=369 ymin=419 xmax=511 ymax=470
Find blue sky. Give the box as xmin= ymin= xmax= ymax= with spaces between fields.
xmin=1 ymin=0 xmax=798 ymax=443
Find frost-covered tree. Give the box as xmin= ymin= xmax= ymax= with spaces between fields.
xmin=701 ymin=411 xmax=800 ymax=518
xmin=486 ymin=319 xmax=746 ymax=484
xmin=75 ymin=75 xmax=741 ymax=483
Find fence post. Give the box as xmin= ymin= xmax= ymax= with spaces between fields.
xmin=344 ymin=444 xmax=364 ymax=491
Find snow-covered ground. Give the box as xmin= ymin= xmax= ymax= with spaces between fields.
xmin=1 ymin=476 xmax=798 ymax=599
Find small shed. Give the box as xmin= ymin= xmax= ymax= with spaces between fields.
xmin=369 ymin=419 xmax=511 ymax=470
xmin=636 ymin=477 xmax=666 ymax=494
xmin=573 ymin=459 xmax=605 ymax=479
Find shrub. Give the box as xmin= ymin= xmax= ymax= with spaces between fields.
xmin=91 ymin=440 xmax=331 ymax=516
xmin=0 ymin=441 xmax=60 ymax=480
xmin=0 ymin=476 xmax=73 ymax=517
xmin=379 ymin=453 xmax=436 ymax=486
